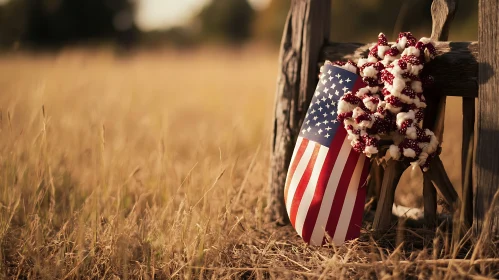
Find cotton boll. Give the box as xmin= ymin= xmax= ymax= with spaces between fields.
xmin=412 ymin=97 xmax=424 ymax=108
xmin=418 ymin=152 xmax=428 ymax=165
xmin=396 ymin=110 xmax=416 ymax=127
xmin=392 ymin=78 xmax=406 ymax=93
xmin=368 ymin=56 xmax=378 ymax=63
xmin=402 ymin=46 xmax=421 ymax=57
xmin=350 ymin=140 xmax=358 ymax=147
xmin=389 ymin=145 xmax=401 ymax=160
xmin=399 ymin=93 xmax=414 ymax=104
xmin=374 ymin=112 xmax=385 ymax=119
xmin=343 ymin=63 xmax=358 ymax=74
xmin=378 ymin=45 xmax=390 ymax=59
xmin=360 ymin=119 xmax=374 ymax=129
xmin=389 ymin=89 xmax=402 ymax=98
xmin=363 ymin=98 xmax=378 ymax=112
xmin=344 ymin=118 xmax=356 ymax=127
xmin=352 ymin=107 xmax=364 ymax=119
xmin=427 ymin=135 xmax=439 ymax=154
xmin=337 ymin=100 xmax=358 ymax=114
xmin=384 ymin=83 xmax=394 ymax=94
xmin=365 ymin=145 xmax=378 ymax=157
xmin=406 ymin=125 xmax=417 ymax=139
xmin=382 ymin=56 xmax=395 ymax=66
xmin=368 ymin=86 xmax=380 ymax=93
xmin=409 ymin=64 xmax=423 ymax=76
xmin=386 ymin=103 xmax=402 ymax=113
xmin=347 ymin=133 xmax=359 ymax=142
xmin=356 ymin=87 xmax=370 ymax=98
xmin=363 ymin=65 xmax=378 ymax=78
xmin=397 ymin=37 xmax=408 ymax=50
xmin=392 ymin=64 xmax=406 ymax=76
xmin=411 ymin=80 xmax=423 ymax=93
xmin=403 ymin=148 xmax=417 ymax=158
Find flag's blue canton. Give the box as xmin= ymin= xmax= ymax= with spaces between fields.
xmin=300 ymin=65 xmax=360 ymax=147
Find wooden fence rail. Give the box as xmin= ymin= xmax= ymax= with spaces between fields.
xmin=321 ymin=41 xmax=478 ymax=98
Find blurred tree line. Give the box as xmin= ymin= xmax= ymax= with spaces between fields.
xmin=0 ymin=0 xmax=478 ymax=49
xmin=0 ymin=0 xmax=138 ymax=48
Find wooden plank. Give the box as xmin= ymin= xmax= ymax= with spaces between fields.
xmin=427 ymin=155 xmax=459 ymax=207
xmin=367 ymin=161 xmax=384 ymax=207
xmin=373 ymin=160 xmax=407 ymax=233
xmin=461 ymin=99 xmax=475 ymax=228
xmin=267 ymin=0 xmax=331 ymax=224
xmin=473 ymin=0 xmax=499 ymax=239
xmin=430 ymin=0 xmax=457 ymax=42
xmin=424 ymin=174 xmax=438 ymax=228
xmin=321 ymin=41 xmax=478 ymax=98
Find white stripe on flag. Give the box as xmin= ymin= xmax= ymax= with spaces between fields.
xmin=289 ymin=137 xmax=304 ymax=167
xmin=332 ymin=155 xmax=366 ymax=245
xmin=284 ymin=136 xmax=304 ymax=204
xmin=294 ymin=145 xmax=329 ymax=237
xmin=285 ymin=142 xmax=316 ymax=214
xmin=309 ymin=137 xmax=352 ymax=246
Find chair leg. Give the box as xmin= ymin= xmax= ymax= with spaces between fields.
xmin=423 ymin=173 xmax=437 ymax=229
xmin=373 ymin=159 xmax=407 ymax=233
xmin=367 ymin=161 xmax=384 ymax=209
xmin=427 ymin=155 xmax=459 ymax=209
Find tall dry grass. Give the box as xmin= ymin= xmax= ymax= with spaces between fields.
xmin=0 ymin=47 xmax=496 ymax=279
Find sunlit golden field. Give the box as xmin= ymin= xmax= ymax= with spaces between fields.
xmin=0 ymin=47 xmax=495 ymax=279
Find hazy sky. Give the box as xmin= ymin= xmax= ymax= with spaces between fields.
xmin=0 ymin=0 xmax=269 ymax=31
xmin=136 ymin=0 xmax=270 ymax=31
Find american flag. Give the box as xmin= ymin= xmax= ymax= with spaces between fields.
xmin=284 ymin=65 xmax=370 ymax=245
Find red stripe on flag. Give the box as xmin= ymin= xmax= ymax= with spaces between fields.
xmin=284 ymin=138 xmax=309 ymax=204
xmin=344 ymin=158 xmax=370 ymax=241
xmin=289 ymin=142 xmax=321 ymax=227
xmin=322 ymin=149 xmax=360 ymax=243
xmin=300 ymin=128 xmax=347 ymax=243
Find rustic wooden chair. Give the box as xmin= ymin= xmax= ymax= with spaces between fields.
xmin=267 ymin=0 xmax=499 ymax=241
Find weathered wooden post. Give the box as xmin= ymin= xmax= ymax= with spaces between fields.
xmin=267 ymin=0 xmax=331 ymax=224
xmin=474 ymin=0 xmax=499 ymax=241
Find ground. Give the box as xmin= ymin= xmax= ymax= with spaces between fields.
xmin=0 ymin=46 xmax=496 ymax=279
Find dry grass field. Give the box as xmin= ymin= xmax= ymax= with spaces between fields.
xmin=0 ymin=47 xmax=496 ymax=279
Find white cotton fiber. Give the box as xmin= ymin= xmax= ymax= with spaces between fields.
xmin=389 ymin=145 xmax=401 ymax=160
xmin=397 ymin=37 xmax=408 ymax=50
xmin=411 ymin=80 xmax=423 ymax=93
xmin=363 ymin=66 xmax=378 ymax=77
xmin=403 ymin=148 xmax=417 ymax=158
